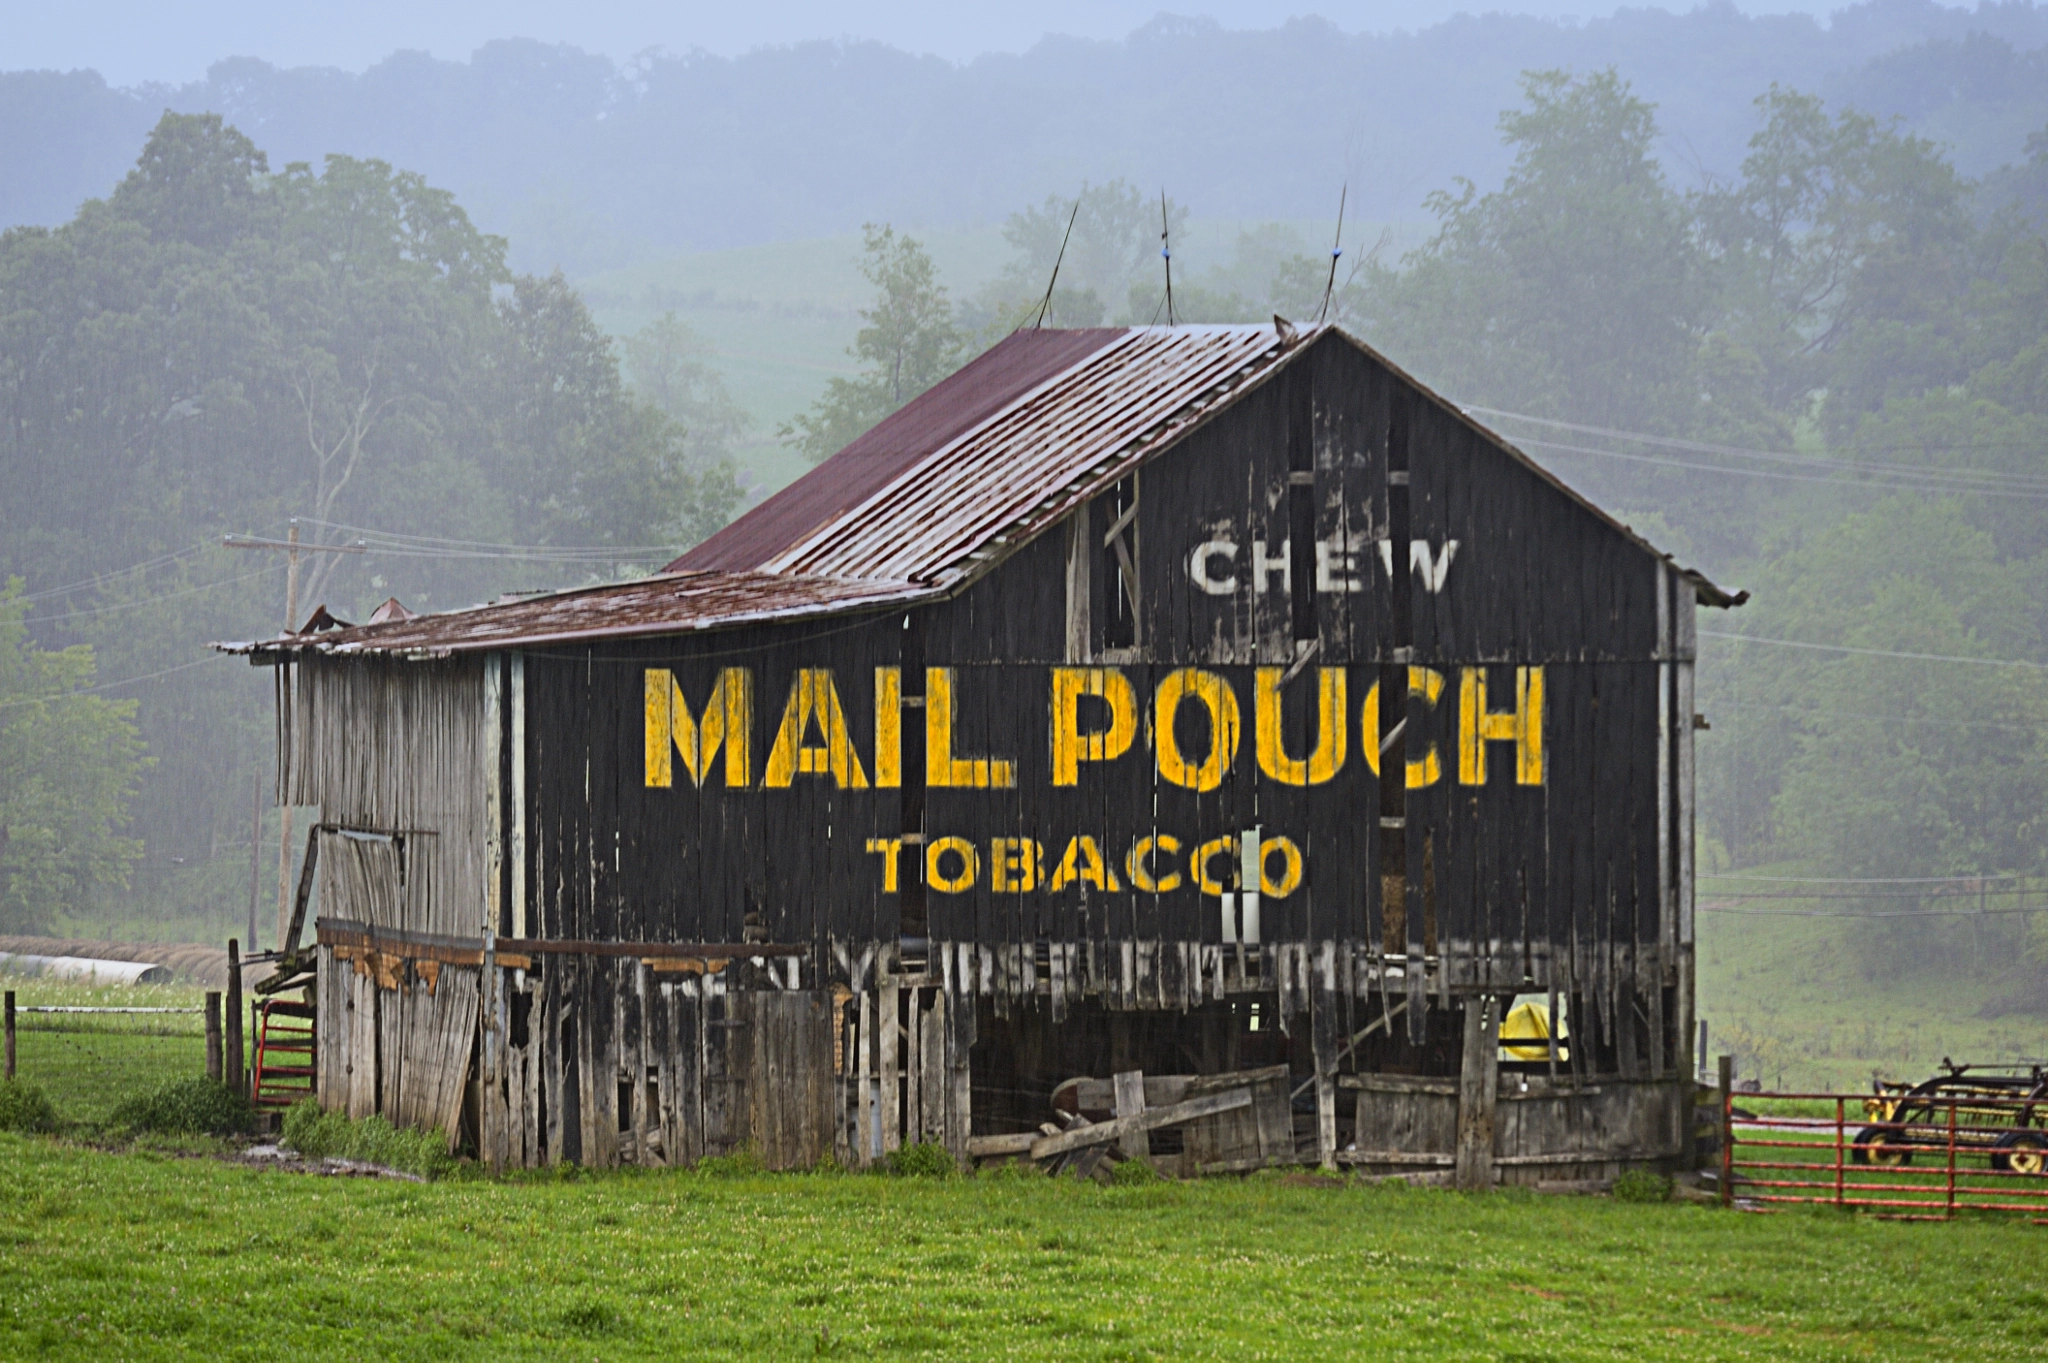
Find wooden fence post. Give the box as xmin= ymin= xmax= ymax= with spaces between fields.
xmin=1718 ymin=1053 xmax=1734 ymax=1208
xmin=205 ymin=992 xmax=223 ymax=1082
xmin=4 ymin=990 xmax=14 ymax=1081
xmin=224 ymin=939 xmax=245 ymax=1097
xmin=1454 ymin=996 xmax=1499 ymax=1191
xmin=1113 ymin=1070 xmax=1149 ymax=1162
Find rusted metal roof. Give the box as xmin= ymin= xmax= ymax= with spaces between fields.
xmin=219 ymin=571 xmax=930 ymax=659
xmin=219 ymin=320 xmax=1736 ymax=660
xmin=676 ymin=327 xmax=1126 ymax=573
xmin=757 ymin=325 xmax=1293 ymax=583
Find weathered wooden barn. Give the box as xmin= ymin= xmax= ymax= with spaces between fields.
xmin=227 ymin=322 xmax=1741 ymax=1181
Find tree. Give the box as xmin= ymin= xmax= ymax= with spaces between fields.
xmin=0 ymin=112 xmax=741 ymax=934
xmin=783 ymin=225 xmax=964 ymax=463
xmin=1697 ymin=86 xmax=1974 ymax=432
xmin=622 ymin=312 xmax=750 ymax=467
xmin=1356 ymin=69 xmax=1710 ymax=438
xmin=999 ymin=181 xmax=1185 ymax=324
xmin=0 ymin=584 xmax=148 ymax=934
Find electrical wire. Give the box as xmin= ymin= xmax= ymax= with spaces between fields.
xmin=1467 ymin=406 xmax=2048 ymax=491
xmin=1699 ymin=629 xmax=2048 ymax=671
xmin=0 ymin=656 xmax=220 ymax=710
xmin=301 ymin=520 xmax=681 ymax=562
xmin=24 ymin=566 xmax=283 ymax=622
xmin=1504 ymin=433 xmax=2048 ymax=499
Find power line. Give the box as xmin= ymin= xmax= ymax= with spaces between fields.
xmin=1504 ymin=433 xmax=2048 ymax=500
xmin=24 ymin=566 xmax=283 ymax=623
xmin=1467 ymin=406 xmax=2048 ymax=491
xmin=1703 ymin=698 xmax=2039 ymax=733
xmin=1699 ymin=628 xmax=2048 ymax=672
xmin=0 ymin=656 xmax=219 ymax=711
xmin=1700 ymin=903 xmax=2041 ymax=918
xmin=10 ymin=541 xmax=224 ymax=605
xmin=1703 ymin=873 xmax=2018 ymax=885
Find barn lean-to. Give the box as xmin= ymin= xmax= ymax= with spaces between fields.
xmin=222 ymin=322 xmax=1742 ymax=1180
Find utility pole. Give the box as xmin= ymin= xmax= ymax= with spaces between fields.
xmin=224 ymin=520 xmax=366 ymax=950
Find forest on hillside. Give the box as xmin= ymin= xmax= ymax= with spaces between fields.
xmin=1 ymin=10 xmax=2046 ymax=1016
xmin=3 ymin=1 xmax=2046 ymax=272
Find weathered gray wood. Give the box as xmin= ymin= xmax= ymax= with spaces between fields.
xmin=855 ymin=989 xmax=874 ymax=1168
xmin=967 ymin=1132 xmax=1042 ymax=1157
xmin=1029 ymin=1087 xmax=1251 ymax=1161
xmin=1454 ymin=997 xmax=1499 ymax=1191
xmin=1184 ymin=1064 xmax=1292 ymax=1169
xmin=920 ymin=990 xmax=947 ymax=1150
xmin=1310 ymin=951 xmax=1339 ymax=1170
xmin=1113 ymin=1070 xmax=1148 ymax=1161
xmin=204 ymin=991 xmax=223 ymax=1082
xmin=1060 ymin=1074 xmax=1194 ymax=1113
xmin=224 ymin=940 xmax=244 ymax=1097
xmin=879 ymin=978 xmax=900 ymax=1154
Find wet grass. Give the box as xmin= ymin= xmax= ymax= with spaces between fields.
xmin=2 ymin=1133 xmax=2044 ymax=1360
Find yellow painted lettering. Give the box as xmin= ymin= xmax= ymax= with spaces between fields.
xmin=1191 ymin=836 xmax=1238 ymax=897
xmin=1153 ymin=669 xmax=1240 ymax=792
xmin=1458 ymin=666 xmax=1545 ymax=786
xmin=1048 ymin=836 xmax=1121 ymax=892
xmin=1259 ymin=836 xmax=1305 ymax=897
xmin=926 ymin=836 xmax=978 ymax=893
xmin=1254 ymin=666 xmax=1348 ymax=785
xmin=763 ymin=669 xmax=870 ymax=789
xmin=1050 ymin=667 xmax=1137 ymax=785
xmin=1126 ymin=834 xmax=1184 ymax=893
xmin=989 ymin=837 xmax=1045 ymax=893
xmin=864 ymin=837 xmax=905 ymax=892
xmin=874 ymin=666 xmax=901 ymax=788
xmin=644 ymin=667 xmax=751 ymax=789
xmin=927 ymin=667 xmax=1015 ymax=788
xmin=1361 ymin=666 xmax=1444 ymax=789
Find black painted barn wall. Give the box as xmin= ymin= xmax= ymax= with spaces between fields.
xmin=521 ymin=333 xmax=1688 ymax=1001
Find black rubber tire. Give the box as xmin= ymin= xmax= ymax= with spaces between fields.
xmin=1852 ymin=1126 xmax=1913 ymax=1167
xmin=1992 ymin=1130 xmax=2048 ymax=1175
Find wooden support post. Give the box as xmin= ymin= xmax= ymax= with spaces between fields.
xmin=1310 ymin=947 xmax=1340 ymax=1171
xmin=855 ymin=989 xmax=874 ymax=1169
xmin=1113 ymin=1070 xmax=1148 ymax=1161
xmin=879 ymin=977 xmax=900 ymax=1155
xmin=1454 ymin=996 xmax=1498 ymax=1191
xmin=224 ymin=939 xmax=245 ymax=1098
xmin=4 ymin=990 xmax=14 ymax=1081
xmin=1718 ymin=1053 xmax=1734 ymax=1208
xmin=204 ymin=992 xmax=223 ymax=1082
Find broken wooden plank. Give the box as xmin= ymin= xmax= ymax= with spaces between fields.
xmin=1029 ymin=1087 xmax=1251 ymax=1161
xmin=966 ymin=1131 xmax=1042 ymax=1158
xmin=1113 ymin=1070 xmax=1148 ymax=1161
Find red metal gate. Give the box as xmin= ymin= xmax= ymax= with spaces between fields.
xmin=1719 ymin=1089 xmax=2048 ymax=1221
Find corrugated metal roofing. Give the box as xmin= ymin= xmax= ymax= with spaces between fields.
xmin=676 ymin=327 xmax=1126 ymax=573
xmin=218 ymin=571 xmax=930 ymax=659
xmin=220 ymin=321 xmax=1737 ymax=659
xmin=760 ymin=325 xmax=1292 ymax=583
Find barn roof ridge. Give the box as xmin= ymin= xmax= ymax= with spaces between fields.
xmin=218 ymin=322 xmax=1737 ymax=659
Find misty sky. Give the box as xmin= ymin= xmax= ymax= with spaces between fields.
xmin=10 ymin=0 xmax=1859 ymax=87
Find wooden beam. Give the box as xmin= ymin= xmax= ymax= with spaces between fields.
xmin=1113 ymin=1070 xmax=1149 ymax=1161
xmin=1454 ymin=997 xmax=1499 ymax=1191
xmin=966 ymin=1131 xmax=1042 ymax=1158
xmin=1029 ymin=1087 xmax=1251 ymax=1161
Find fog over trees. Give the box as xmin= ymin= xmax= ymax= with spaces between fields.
xmin=3 ymin=2 xmax=2046 ymax=271
xmin=2 ymin=3 xmax=2047 ymax=1000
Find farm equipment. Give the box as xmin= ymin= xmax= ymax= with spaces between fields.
xmin=1851 ymin=1060 xmax=2048 ymax=1173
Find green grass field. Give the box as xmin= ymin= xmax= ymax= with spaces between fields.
xmin=3 ymin=978 xmax=213 ymax=1124
xmin=1695 ymin=866 xmax=2048 ymax=1092
xmin=2 ymin=1133 xmax=2044 ymax=1361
